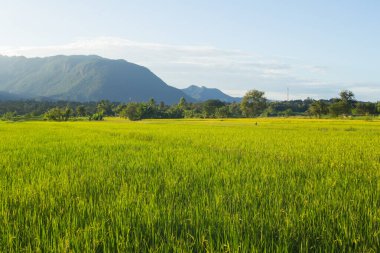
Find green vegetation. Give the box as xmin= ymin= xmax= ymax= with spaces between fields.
xmin=240 ymin=89 xmax=267 ymax=117
xmin=0 ymin=118 xmax=379 ymax=252
xmin=44 ymin=107 xmax=73 ymax=121
xmin=1 ymin=90 xmax=379 ymax=122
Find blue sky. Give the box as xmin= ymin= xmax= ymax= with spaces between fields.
xmin=1 ymin=0 xmax=379 ymax=101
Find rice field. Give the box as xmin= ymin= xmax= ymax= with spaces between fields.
xmin=0 ymin=118 xmax=379 ymax=252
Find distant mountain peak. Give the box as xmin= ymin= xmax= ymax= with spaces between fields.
xmin=182 ymin=85 xmax=241 ymax=102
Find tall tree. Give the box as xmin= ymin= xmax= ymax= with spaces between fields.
xmin=339 ymin=90 xmax=355 ymax=115
xmin=178 ymin=97 xmax=187 ymax=110
xmin=148 ymin=98 xmax=156 ymax=107
xmin=240 ymin=90 xmax=267 ymax=117
xmin=339 ymin=90 xmax=355 ymax=104
xmin=328 ymin=90 xmax=356 ymax=116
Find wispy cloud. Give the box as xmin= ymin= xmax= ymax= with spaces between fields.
xmin=1 ymin=37 xmax=379 ymax=101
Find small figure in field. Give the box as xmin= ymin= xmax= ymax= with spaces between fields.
xmin=255 ymin=122 xmax=258 ymax=126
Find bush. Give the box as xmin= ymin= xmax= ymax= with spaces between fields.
xmin=89 ymin=113 xmax=104 ymax=121
xmin=1 ymin=112 xmax=16 ymax=121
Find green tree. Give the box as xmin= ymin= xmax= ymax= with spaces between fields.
xmin=63 ymin=107 xmax=72 ymax=121
xmin=328 ymin=91 xmax=356 ymax=117
xmin=120 ymin=103 xmax=143 ymax=121
xmin=202 ymin=99 xmax=225 ymax=118
xmin=159 ymin=101 xmax=166 ymax=111
xmin=228 ymin=102 xmax=242 ymax=118
xmin=44 ymin=107 xmax=72 ymax=121
xmin=178 ymin=97 xmax=187 ymax=110
xmin=166 ymin=106 xmax=185 ymax=118
xmin=44 ymin=107 xmax=65 ymax=121
xmin=240 ymin=90 xmax=267 ymax=117
xmin=354 ymin=102 xmax=376 ymax=116
xmin=148 ymin=98 xmax=156 ymax=107
xmin=76 ymin=105 xmax=87 ymax=117
xmin=144 ymin=99 xmax=158 ymax=118
xmin=215 ymin=106 xmax=229 ymax=118
xmin=114 ymin=104 xmax=127 ymax=116
xmin=328 ymin=101 xmax=347 ymax=117
xmin=96 ymin=100 xmax=114 ymax=116
xmin=340 ymin=90 xmax=355 ymax=104
xmin=339 ymin=90 xmax=355 ymax=115
xmin=307 ymin=100 xmax=328 ymax=118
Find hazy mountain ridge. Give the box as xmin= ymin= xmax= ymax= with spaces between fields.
xmin=0 ymin=91 xmax=24 ymax=100
xmin=182 ymin=85 xmax=241 ymax=102
xmin=0 ymin=55 xmax=193 ymax=104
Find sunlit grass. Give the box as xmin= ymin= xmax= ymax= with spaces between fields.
xmin=0 ymin=118 xmax=379 ymax=252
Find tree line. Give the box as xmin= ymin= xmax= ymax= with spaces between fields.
xmin=0 ymin=90 xmax=379 ymax=121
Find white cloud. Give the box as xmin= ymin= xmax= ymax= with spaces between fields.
xmin=221 ymin=89 xmax=246 ymax=97
xmin=349 ymin=86 xmax=380 ymax=102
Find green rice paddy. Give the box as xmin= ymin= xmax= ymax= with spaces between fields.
xmin=0 ymin=118 xmax=379 ymax=252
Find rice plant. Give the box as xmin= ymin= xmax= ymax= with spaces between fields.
xmin=0 ymin=118 xmax=379 ymax=252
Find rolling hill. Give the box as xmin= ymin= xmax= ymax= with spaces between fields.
xmin=0 ymin=55 xmax=193 ymax=104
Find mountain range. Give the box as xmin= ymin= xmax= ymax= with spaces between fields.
xmin=0 ymin=55 xmax=239 ymax=103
